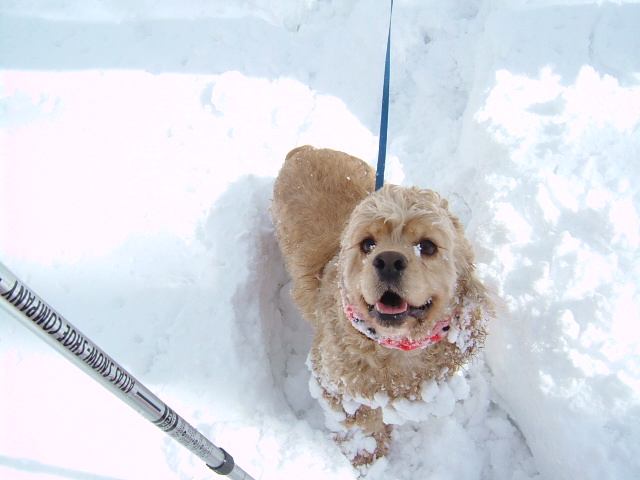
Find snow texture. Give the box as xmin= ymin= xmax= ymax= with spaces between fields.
xmin=1 ymin=1 xmax=639 ymax=479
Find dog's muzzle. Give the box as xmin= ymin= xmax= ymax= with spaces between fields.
xmin=367 ymin=290 xmax=433 ymax=327
xmin=340 ymin=290 xmax=456 ymax=352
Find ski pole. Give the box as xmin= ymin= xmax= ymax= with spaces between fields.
xmin=0 ymin=261 xmax=255 ymax=480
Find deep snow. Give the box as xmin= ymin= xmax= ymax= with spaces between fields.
xmin=1 ymin=1 xmax=639 ymax=479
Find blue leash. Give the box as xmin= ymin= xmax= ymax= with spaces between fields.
xmin=375 ymin=0 xmax=393 ymax=191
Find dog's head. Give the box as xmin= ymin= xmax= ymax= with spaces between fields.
xmin=338 ymin=185 xmax=489 ymax=351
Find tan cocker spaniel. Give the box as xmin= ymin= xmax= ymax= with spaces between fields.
xmin=271 ymin=146 xmax=494 ymax=466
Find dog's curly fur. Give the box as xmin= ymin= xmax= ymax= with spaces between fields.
xmin=271 ymin=146 xmax=494 ymax=466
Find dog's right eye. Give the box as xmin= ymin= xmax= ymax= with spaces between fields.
xmin=360 ymin=238 xmax=376 ymax=254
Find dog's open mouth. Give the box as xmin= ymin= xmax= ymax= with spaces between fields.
xmin=368 ymin=291 xmax=433 ymax=327
xmin=341 ymin=289 xmax=454 ymax=351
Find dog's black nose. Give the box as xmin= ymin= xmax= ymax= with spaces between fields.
xmin=373 ymin=251 xmax=408 ymax=281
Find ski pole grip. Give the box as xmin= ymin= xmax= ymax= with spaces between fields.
xmin=208 ymin=448 xmax=235 ymax=476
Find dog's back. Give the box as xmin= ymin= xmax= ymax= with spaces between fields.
xmin=271 ymin=146 xmax=375 ymax=324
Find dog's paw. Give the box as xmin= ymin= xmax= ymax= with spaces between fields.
xmin=351 ymin=449 xmax=383 ymax=468
xmin=334 ymin=423 xmax=391 ymax=468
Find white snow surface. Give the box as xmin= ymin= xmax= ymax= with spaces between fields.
xmin=1 ymin=1 xmax=639 ymax=479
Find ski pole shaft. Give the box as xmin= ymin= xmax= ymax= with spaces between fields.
xmin=0 ymin=261 xmax=255 ymax=480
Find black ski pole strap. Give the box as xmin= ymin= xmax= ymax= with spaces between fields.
xmin=207 ymin=448 xmax=235 ymax=476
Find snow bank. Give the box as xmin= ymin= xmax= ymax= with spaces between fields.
xmin=460 ymin=6 xmax=640 ymax=479
xmin=1 ymin=1 xmax=638 ymax=479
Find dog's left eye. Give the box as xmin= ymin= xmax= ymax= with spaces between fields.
xmin=417 ymin=239 xmax=438 ymax=257
xmin=360 ymin=238 xmax=376 ymax=254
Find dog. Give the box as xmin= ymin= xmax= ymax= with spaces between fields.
xmin=271 ymin=146 xmax=494 ymax=466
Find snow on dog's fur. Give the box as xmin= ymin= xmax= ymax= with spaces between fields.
xmin=271 ymin=146 xmax=494 ymax=466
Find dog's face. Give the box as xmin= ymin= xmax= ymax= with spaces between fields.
xmin=338 ymin=185 xmax=474 ymax=345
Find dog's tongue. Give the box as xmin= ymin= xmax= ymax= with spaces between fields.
xmin=375 ymin=300 xmax=408 ymax=315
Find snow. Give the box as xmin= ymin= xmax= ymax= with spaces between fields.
xmin=1 ymin=0 xmax=639 ymax=479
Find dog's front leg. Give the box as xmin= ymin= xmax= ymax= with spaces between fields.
xmin=339 ymin=404 xmax=392 ymax=467
xmin=310 ymin=377 xmax=391 ymax=466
